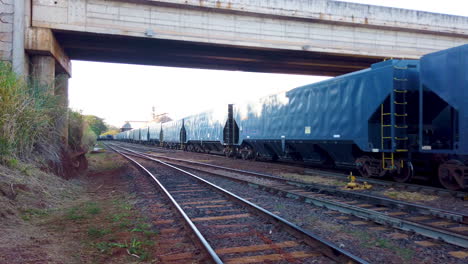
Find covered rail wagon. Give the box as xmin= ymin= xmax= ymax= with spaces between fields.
xmin=161 ymin=120 xmax=184 ymax=148
xmin=418 ymin=45 xmax=468 ymax=189
xmin=127 ymin=130 xmax=133 ymax=142
xmin=148 ymin=123 xmax=162 ymax=145
xmin=130 ymin=128 xmax=140 ymax=143
xmin=231 ymin=59 xmax=421 ymax=183
xmin=183 ymin=106 xmax=227 ymax=153
xmin=140 ymin=127 xmax=149 ymax=144
xmin=124 ymin=130 xmax=130 ymax=142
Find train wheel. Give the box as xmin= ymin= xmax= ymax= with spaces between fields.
xmin=392 ymin=161 xmax=413 ymax=183
xmin=240 ymin=146 xmax=254 ymax=160
xmin=356 ymin=156 xmax=373 ymax=178
xmin=438 ymin=160 xmax=464 ymax=190
xmin=224 ymin=147 xmax=235 ymax=158
xmin=253 ymin=152 xmax=261 ymax=161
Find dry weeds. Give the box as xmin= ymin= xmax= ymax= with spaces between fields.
xmin=280 ymin=172 xmax=347 ymax=187
xmin=382 ymin=188 xmax=439 ymax=202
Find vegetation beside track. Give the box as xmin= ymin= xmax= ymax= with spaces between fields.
xmin=48 ymin=195 xmax=159 ymax=263
xmin=281 ymin=172 xmax=348 ymax=187
xmin=0 ymin=62 xmax=63 ymax=165
xmin=0 ymin=62 xmax=97 ymax=176
xmin=0 ymin=150 xmax=162 ymax=263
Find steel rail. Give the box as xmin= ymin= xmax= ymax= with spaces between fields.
xmin=114 ymin=144 xmax=468 ymax=224
xmin=108 ymin=144 xmax=369 ymax=264
xmin=303 ymin=168 xmax=468 ymax=199
xmin=115 ymin=142 xmax=468 ymax=199
xmin=106 ymin=144 xmax=223 ymax=264
xmin=111 ymin=144 xmax=468 ymax=248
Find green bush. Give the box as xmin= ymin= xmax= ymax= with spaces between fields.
xmin=0 ymin=62 xmax=99 ymax=174
xmin=0 ymin=62 xmax=62 ymax=164
xmin=68 ymin=110 xmax=96 ymax=152
xmin=68 ymin=110 xmax=84 ymax=151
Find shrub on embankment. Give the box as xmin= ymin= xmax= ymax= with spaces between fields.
xmin=0 ymin=62 xmax=94 ymax=175
xmin=0 ymin=62 xmax=63 ymax=164
xmin=69 ymin=110 xmax=97 ymax=152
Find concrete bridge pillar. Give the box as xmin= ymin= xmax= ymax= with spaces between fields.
xmin=29 ymin=54 xmax=69 ymax=146
xmin=26 ymin=28 xmax=71 ymax=147
xmin=30 ymin=55 xmax=55 ymax=92
xmin=55 ymin=74 xmax=69 ymax=146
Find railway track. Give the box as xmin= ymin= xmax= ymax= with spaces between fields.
xmin=111 ymin=141 xmax=468 ymax=199
xmin=303 ymin=168 xmax=468 ymax=200
xmin=106 ymin=144 xmax=367 ymax=264
xmin=110 ymin=143 xmax=468 ymax=248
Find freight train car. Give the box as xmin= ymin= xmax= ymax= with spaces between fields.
xmin=231 ymin=59 xmax=421 ymax=183
xmin=140 ymin=127 xmax=149 ymax=144
xmin=115 ymin=44 xmax=468 ymax=190
xmin=148 ymin=123 xmax=162 ymax=145
xmin=416 ymin=45 xmax=468 ymax=189
xmin=183 ymin=106 xmax=227 ymax=153
xmin=160 ymin=120 xmax=184 ymax=148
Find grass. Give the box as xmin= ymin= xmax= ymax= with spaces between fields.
xmin=280 ymin=172 xmax=347 ymax=187
xmin=131 ymin=223 xmax=159 ymax=237
xmin=274 ymin=203 xmax=286 ymax=210
xmin=85 ymin=202 xmax=101 ymax=215
xmin=382 ymin=189 xmax=438 ymax=202
xmin=395 ymin=247 xmax=415 ymax=261
xmin=58 ymin=197 xmax=159 ymax=262
xmin=64 ymin=202 xmax=103 ymax=220
xmin=21 ymin=208 xmax=51 ymax=221
xmin=0 ymin=62 xmax=63 ymax=164
xmin=66 ymin=207 xmax=86 ymax=220
xmin=110 ymin=212 xmax=130 ymax=222
xmin=0 ymin=62 xmax=98 ymax=178
xmin=93 ymin=238 xmax=152 ymax=260
xmin=87 ymin=227 xmax=111 ymax=238
xmin=87 ymin=153 xmax=124 ymax=172
xmin=344 ymin=228 xmax=415 ymax=263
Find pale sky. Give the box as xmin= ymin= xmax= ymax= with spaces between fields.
xmin=68 ymin=0 xmax=468 ymax=128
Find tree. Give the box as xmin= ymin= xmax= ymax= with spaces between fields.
xmin=83 ymin=115 xmax=107 ymax=136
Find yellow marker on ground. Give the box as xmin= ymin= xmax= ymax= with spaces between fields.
xmin=344 ymin=172 xmax=372 ymax=190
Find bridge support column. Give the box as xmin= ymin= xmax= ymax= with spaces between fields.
xmin=26 ymin=28 xmax=71 ymax=148
xmin=55 ymin=74 xmax=69 ymax=146
xmin=30 ymin=55 xmax=55 ymax=91
xmin=30 ymin=55 xmax=69 ymax=146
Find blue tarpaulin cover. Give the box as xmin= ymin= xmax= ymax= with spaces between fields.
xmin=161 ymin=119 xmax=183 ymax=143
xmin=420 ymin=44 xmax=468 ymax=154
xmin=148 ymin=123 xmax=161 ymax=141
xmin=183 ymin=106 xmax=226 ymax=142
xmin=234 ymin=60 xmax=419 ymax=152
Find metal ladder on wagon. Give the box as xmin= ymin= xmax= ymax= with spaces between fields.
xmin=380 ymin=65 xmax=412 ymax=182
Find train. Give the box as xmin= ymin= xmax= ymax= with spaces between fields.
xmin=115 ymin=44 xmax=468 ymax=190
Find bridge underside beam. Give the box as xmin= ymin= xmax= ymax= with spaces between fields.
xmin=55 ymin=31 xmax=382 ymax=76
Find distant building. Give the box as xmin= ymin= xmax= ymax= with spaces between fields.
xmin=121 ymin=122 xmax=132 ymax=132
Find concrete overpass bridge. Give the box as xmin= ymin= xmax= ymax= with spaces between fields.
xmin=2 ymin=0 xmax=468 ymax=142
